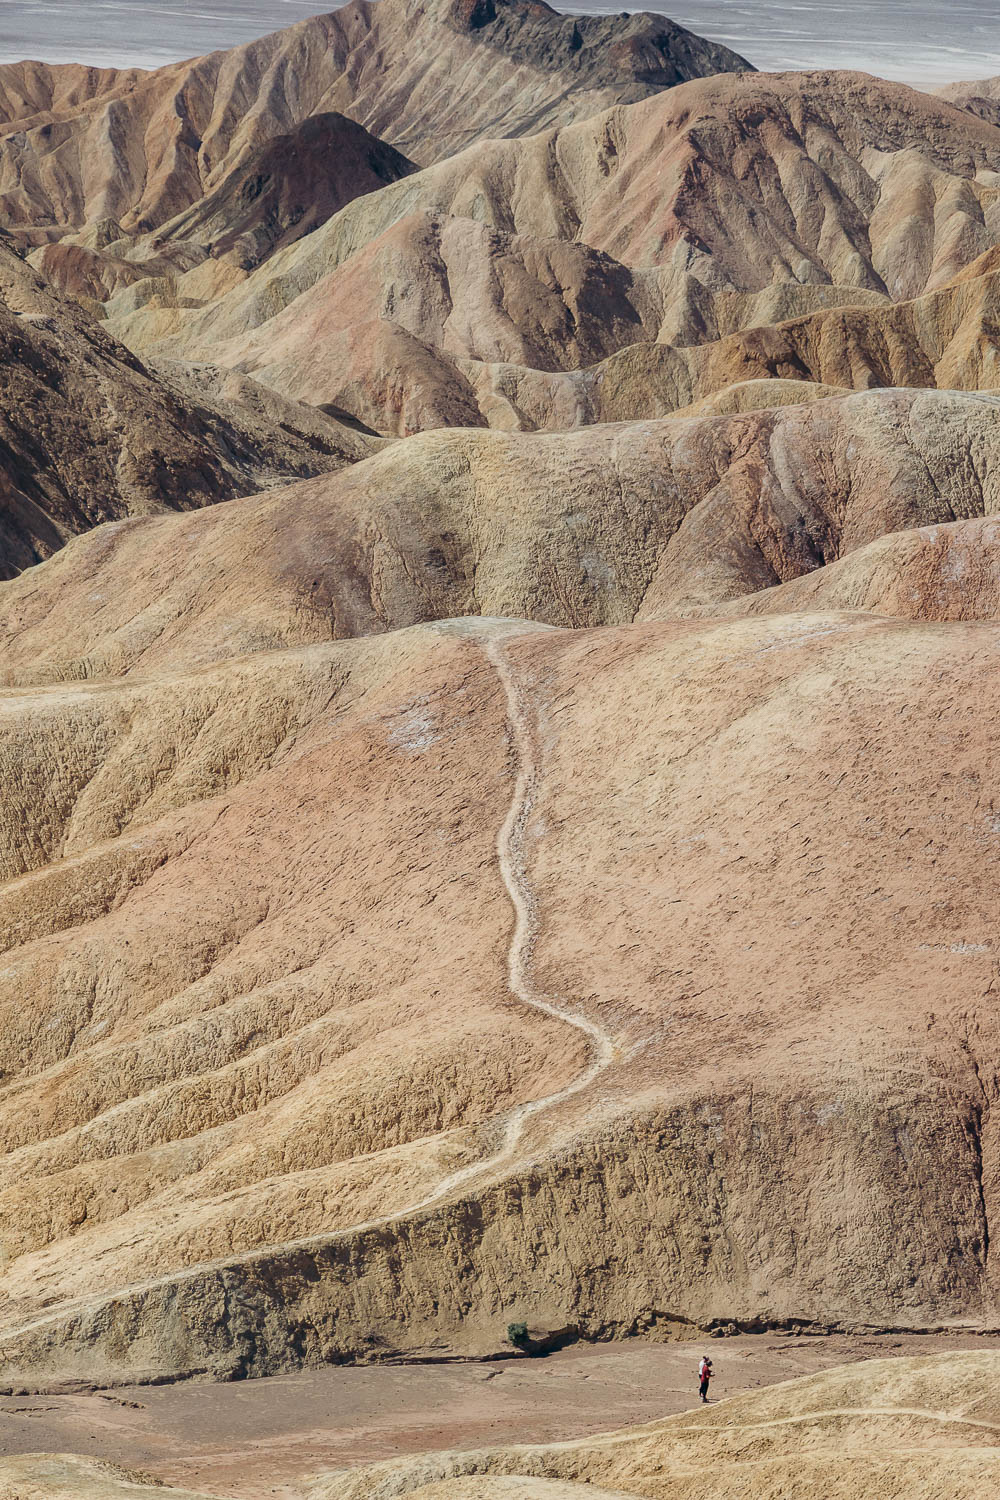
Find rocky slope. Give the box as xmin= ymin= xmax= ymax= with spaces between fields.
xmin=0 ymin=387 xmax=994 ymax=682
xmin=150 ymin=113 xmax=417 ymax=273
xmin=938 ymin=73 xmax=1000 ymax=129
xmin=0 ymin=0 xmax=749 ymax=240
xmin=0 ymin=241 xmax=380 ymax=576
xmin=0 ymin=376 xmax=999 ymax=1379
xmin=1 ymin=0 xmax=1000 ymax=1411
xmin=25 ymin=112 xmax=418 ymax=308
xmin=0 ymin=1457 xmax=213 ymax=1498
xmin=154 ymin=238 xmax=998 ymax=437
xmin=471 ymin=256 xmax=1000 ymax=432
xmin=702 ymin=516 xmax=1000 ymax=623
xmin=103 ymin=67 xmax=1000 ymax=432
xmin=0 ymin=612 xmax=997 ymax=1382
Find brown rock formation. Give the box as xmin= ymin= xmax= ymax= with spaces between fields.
xmin=461 ymin=256 xmax=1000 ymax=433
xmin=171 ymin=210 xmax=670 ymax=435
xmin=2 ymin=0 xmax=1000 ymax=1405
xmin=0 ymin=609 xmax=997 ymax=1381
xmin=704 ymin=517 xmax=1000 ymax=622
xmin=155 ymin=113 xmax=417 ymax=272
xmin=104 ymin=68 xmax=1000 ymax=432
xmin=0 ymin=0 xmax=749 ymax=242
xmin=0 ymin=240 xmax=380 ymax=576
xmin=196 ymin=248 xmax=1000 ymax=435
xmin=20 ymin=113 xmax=417 ymax=311
xmin=938 ymin=74 xmax=1000 ymax=130
xmin=0 ymin=387 xmax=994 ymax=681
xmin=0 ymin=385 xmax=996 ymax=1378
xmin=0 ymin=1456 xmax=213 ymax=1498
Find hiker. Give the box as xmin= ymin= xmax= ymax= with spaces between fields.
xmin=698 ymin=1354 xmax=713 ymax=1403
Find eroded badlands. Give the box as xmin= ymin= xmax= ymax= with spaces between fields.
xmin=1 ymin=2 xmax=1000 ymax=1495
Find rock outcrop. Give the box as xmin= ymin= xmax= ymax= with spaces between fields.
xmin=703 ymin=516 xmax=1000 ymax=622
xmin=0 ymin=0 xmax=750 ymax=239
xmin=0 ymin=1455 xmax=214 ymax=1499
xmin=0 ymin=240 xmax=380 ymax=576
xmin=0 ymin=610 xmax=998 ymax=1382
xmin=0 ymin=387 xmax=995 ymax=680
xmin=2 ymin=0 xmax=1000 ymax=1405
xmin=938 ymin=73 xmax=1000 ymax=129
xmin=175 ymin=243 xmax=1000 ymax=436
xmin=1 ymin=379 xmax=1000 ymax=1378
xmin=24 ymin=112 xmax=417 ymax=309
xmin=150 ymin=113 xmax=417 ymax=272
xmin=101 ymin=68 xmax=1000 ymax=432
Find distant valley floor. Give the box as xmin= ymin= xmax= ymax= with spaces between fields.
xmin=3 ymin=0 xmax=1000 ymax=83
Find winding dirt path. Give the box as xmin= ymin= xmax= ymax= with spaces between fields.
xmin=0 ymin=624 xmax=614 ymax=1353
xmin=333 ymin=624 xmax=615 ymax=1212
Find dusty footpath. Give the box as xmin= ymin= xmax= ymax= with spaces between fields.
xmin=0 ymin=1332 xmax=995 ymax=1499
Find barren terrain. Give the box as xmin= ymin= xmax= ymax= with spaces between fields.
xmin=0 ymin=1335 xmax=994 ymax=1499
xmin=1 ymin=2 xmax=1000 ymax=1496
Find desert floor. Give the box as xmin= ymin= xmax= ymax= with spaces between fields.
xmin=0 ymin=1332 xmax=996 ymax=1498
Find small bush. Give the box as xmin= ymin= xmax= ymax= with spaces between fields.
xmin=506 ymin=1321 xmax=529 ymax=1347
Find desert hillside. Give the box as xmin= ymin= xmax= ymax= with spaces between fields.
xmin=86 ymin=66 xmax=1000 ymax=434
xmin=0 ymin=0 xmax=999 ymax=1453
xmin=0 ymin=0 xmax=750 ymax=234
xmin=0 ymin=605 xmax=997 ymax=1386
xmin=0 ymin=239 xmax=379 ymax=575
xmin=0 ymin=386 xmax=997 ymax=681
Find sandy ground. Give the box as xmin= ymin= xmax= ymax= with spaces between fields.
xmin=0 ymin=1332 xmax=997 ymax=1498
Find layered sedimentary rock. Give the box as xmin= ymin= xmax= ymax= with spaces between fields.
xmin=938 ymin=73 xmax=1000 ymax=129
xmin=0 ymin=387 xmax=995 ymax=683
xmin=103 ymin=68 xmax=1000 ymax=432
xmin=0 ymin=240 xmax=379 ymax=576
xmin=197 ymin=242 xmax=998 ymax=437
xmin=1 ymin=0 xmax=1000 ymax=1406
xmin=25 ymin=112 xmax=417 ymax=309
xmin=151 ymin=113 xmax=417 ymax=272
xmin=704 ymin=517 xmax=1000 ymax=622
xmin=0 ymin=0 xmax=749 ymax=240
xmin=476 ymin=259 xmax=1000 ymax=431
xmin=0 ymin=610 xmax=997 ymax=1382
xmin=0 ymin=376 xmax=998 ymax=1380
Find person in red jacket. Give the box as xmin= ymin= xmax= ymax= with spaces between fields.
xmin=698 ymin=1355 xmax=713 ymax=1403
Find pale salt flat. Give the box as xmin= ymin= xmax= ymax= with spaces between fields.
xmin=0 ymin=0 xmax=325 ymax=67
xmin=0 ymin=0 xmax=995 ymax=84
xmin=0 ymin=0 xmax=997 ymax=89
xmin=566 ymin=0 xmax=1000 ymax=86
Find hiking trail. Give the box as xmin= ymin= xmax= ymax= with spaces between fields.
xmin=0 ymin=625 xmax=615 ymax=1348
xmin=361 ymin=624 xmax=615 ymax=1212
